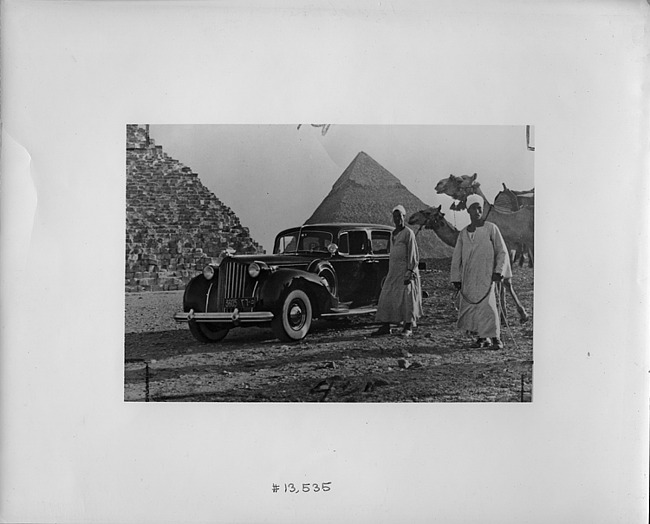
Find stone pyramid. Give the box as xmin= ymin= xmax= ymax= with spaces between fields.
xmin=306 ymin=151 xmax=453 ymax=259
xmin=125 ymin=125 xmax=264 ymax=292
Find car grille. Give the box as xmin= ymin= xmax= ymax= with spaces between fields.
xmin=216 ymin=260 xmax=252 ymax=311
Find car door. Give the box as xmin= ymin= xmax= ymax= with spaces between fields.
xmin=330 ymin=229 xmax=378 ymax=307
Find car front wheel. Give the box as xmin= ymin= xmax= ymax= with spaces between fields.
xmin=272 ymin=288 xmax=312 ymax=341
xmin=188 ymin=321 xmax=230 ymax=343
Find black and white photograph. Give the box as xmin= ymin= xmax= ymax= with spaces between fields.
xmin=125 ymin=124 xmax=535 ymax=402
xmin=2 ymin=1 xmax=647 ymax=522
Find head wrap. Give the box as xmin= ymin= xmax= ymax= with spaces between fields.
xmin=466 ymin=194 xmax=484 ymax=210
xmin=392 ymin=205 xmax=406 ymax=216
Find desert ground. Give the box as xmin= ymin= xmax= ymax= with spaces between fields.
xmin=124 ymin=259 xmax=533 ymax=402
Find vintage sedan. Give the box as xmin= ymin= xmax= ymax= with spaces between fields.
xmin=174 ymin=223 xmax=393 ymax=342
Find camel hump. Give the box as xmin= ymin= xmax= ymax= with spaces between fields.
xmin=494 ymin=185 xmax=520 ymax=211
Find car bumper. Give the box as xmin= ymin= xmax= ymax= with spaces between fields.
xmin=174 ymin=309 xmax=274 ymax=323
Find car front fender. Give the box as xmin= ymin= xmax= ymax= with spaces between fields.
xmin=182 ymin=273 xmax=217 ymax=312
xmin=257 ymin=268 xmax=333 ymax=316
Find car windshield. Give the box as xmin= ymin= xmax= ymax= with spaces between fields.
xmin=274 ymin=229 xmax=333 ymax=254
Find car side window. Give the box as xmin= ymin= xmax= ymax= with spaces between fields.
xmin=371 ymin=231 xmax=391 ymax=254
xmin=337 ymin=230 xmax=370 ymax=255
xmin=348 ymin=231 xmax=368 ymax=255
xmin=337 ymin=232 xmax=349 ymax=254
xmin=274 ymin=232 xmax=299 ymax=253
xmin=299 ymin=232 xmax=332 ymax=253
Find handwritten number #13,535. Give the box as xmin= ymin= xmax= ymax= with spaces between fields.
xmin=272 ymin=482 xmax=332 ymax=493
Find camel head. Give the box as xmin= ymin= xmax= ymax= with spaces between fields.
xmin=407 ymin=205 xmax=445 ymax=230
xmin=457 ymin=172 xmax=479 ymax=190
xmin=435 ymin=173 xmax=479 ymax=199
xmin=434 ymin=175 xmax=456 ymax=195
xmin=435 ymin=173 xmax=480 ymax=211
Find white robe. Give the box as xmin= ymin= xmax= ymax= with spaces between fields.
xmin=450 ymin=222 xmax=509 ymax=338
xmin=375 ymin=227 xmax=422 ymax=324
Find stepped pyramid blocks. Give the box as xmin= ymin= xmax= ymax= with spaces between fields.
xmin=306 ymin=151 xmax=453 ymax=259
xmin=125 ymin=124 xmax=264 ymax=292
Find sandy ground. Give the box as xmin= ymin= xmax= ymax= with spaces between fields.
xmin=125 ymin=261 xmax=534 ymax=402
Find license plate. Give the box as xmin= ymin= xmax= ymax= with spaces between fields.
xmin=225 ymin=297 xmax=256 ymax=309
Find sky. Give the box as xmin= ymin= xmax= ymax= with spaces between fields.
xmin=148 ymin=125 xmax=535 ymax=252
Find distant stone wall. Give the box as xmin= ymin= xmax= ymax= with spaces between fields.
xmin=125 ymin=124 xmax=264 ymax=292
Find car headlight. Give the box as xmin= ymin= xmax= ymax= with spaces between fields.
xmin=203 ymin=266 xmax=215 ymax=280
xmin=248 ymin=262 xmax=261 ymax=278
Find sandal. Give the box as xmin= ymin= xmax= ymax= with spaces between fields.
xmin=489 ymin=338 xmax=504 ymax=350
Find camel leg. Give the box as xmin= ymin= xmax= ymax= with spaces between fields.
xmin=511 ymin=243 xmax=527 ymax=267
xmin=527 ymin=246 xmax=534 ymax=268
xmin=503 ymin=278 xmax=529 ymax=323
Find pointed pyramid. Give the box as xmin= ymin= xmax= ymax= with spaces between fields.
xmin=306 ymin=152 xmax=453 ymax=258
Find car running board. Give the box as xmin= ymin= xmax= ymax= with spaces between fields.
xmin=320 ymin=306 xmax=377 ymax=318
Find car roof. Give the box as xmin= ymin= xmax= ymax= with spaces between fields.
xmin=276 ymin=223 xmax=394 ymax=236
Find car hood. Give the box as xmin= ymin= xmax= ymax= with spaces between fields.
xmin=216 ymin=253 xmax=329 ymax=267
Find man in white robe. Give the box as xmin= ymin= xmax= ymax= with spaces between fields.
xmin=450 ymin=194 xmax=509 ymax=349
xmin=372 ymin=205 xmax=423 ymax=337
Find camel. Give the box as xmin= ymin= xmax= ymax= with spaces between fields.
xmin=408 ymin=204 xmax=529 ymax=323
xmin=494 ymin=183 xmax=534 ymax=267
xmin=435 ymin=173 xmax=534 ymax=267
